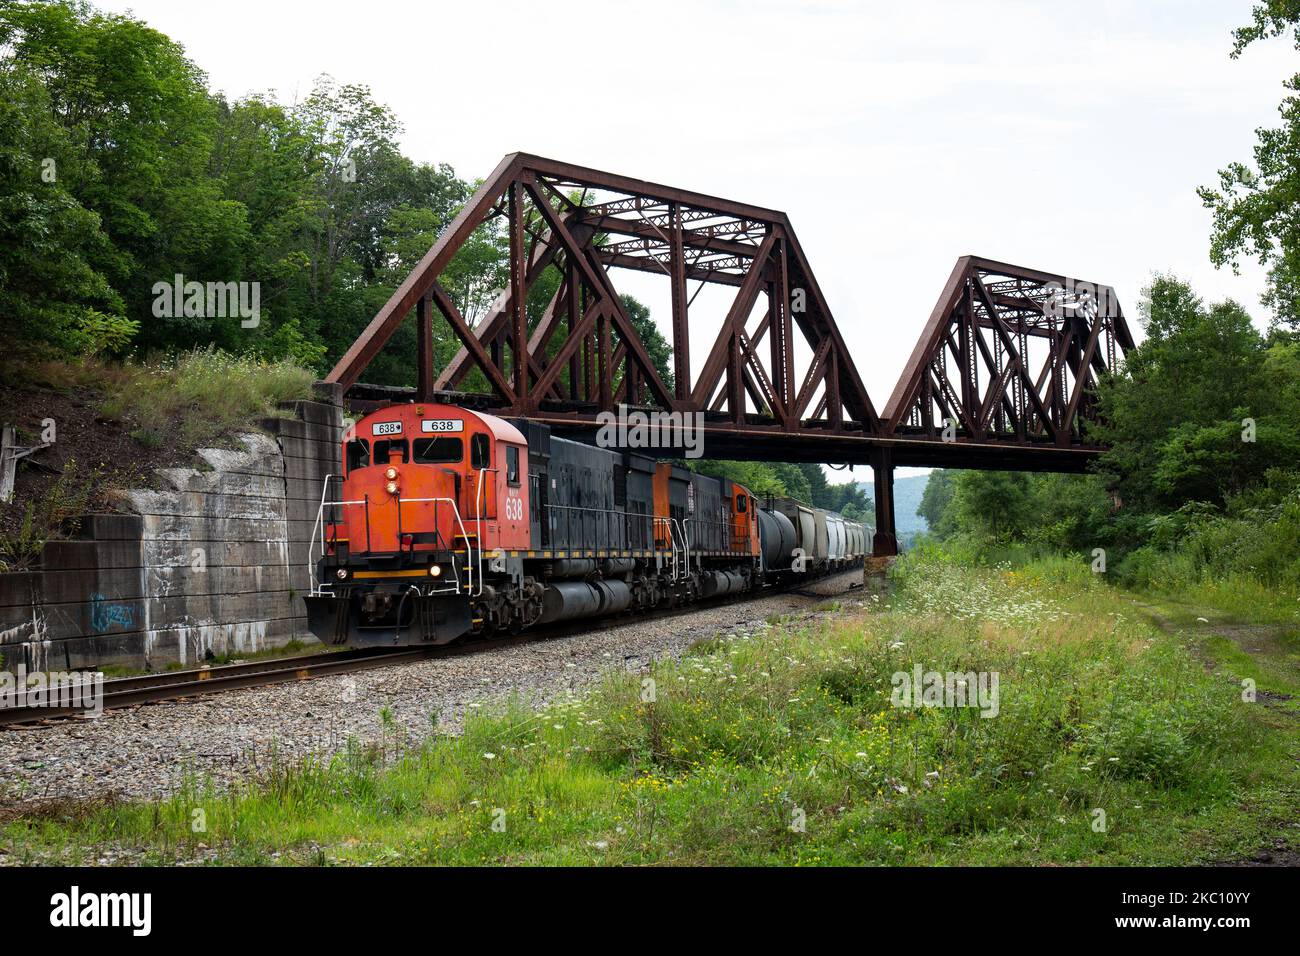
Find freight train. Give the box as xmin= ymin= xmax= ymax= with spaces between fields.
xmin=305 ymin=403 xmax=870 ymax=647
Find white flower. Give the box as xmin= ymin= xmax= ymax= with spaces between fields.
xmin=482 ymin=752 xmax=496 ymax=760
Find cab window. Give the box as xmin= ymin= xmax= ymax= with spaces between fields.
xmin=346 ymin=439 xmax=369 ymax=473
xmin=506 ymin=445 xmax=520 ymax=486
xmin=413 ymin=437 xmax=463 ymax=464
xmin=471 ymin=433 xmax=491 ymax=471
xmin=373 ymin=439 xmax=409 ymax=464
xmin=735 ymin=494 xmax=747 ymax=513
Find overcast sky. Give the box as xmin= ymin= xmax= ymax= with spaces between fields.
xmin=100 ymin=0 xmax=1297 ymax=481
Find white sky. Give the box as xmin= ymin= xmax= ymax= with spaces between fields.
xmin=101 ymin=0 xmax=1298 ymax=484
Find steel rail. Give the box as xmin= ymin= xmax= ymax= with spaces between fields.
xmin=0 ymin=647 xmax=432 ymax=728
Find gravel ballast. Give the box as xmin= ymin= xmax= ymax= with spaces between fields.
xmin=0 ymin=572 xmax=866 ymax=805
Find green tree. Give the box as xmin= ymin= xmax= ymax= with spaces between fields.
xmin=948 ymin=471 xmax=1035 ymax=539
xmin=0 ymin=54 xmax=126 ymax=353
xmin=1199 ymin=1 xmax=1300 ymax=328
xmin=619 ymin=293 xmax=674 ymax=393
xmin=917 ymin=469 xmax=957 ymax=536
xmin=1 ymin=0 xmax=242 ymax=351
xmin=1093 ymin=276 xmax=1282 ymax=513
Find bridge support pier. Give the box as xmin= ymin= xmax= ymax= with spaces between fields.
xmin=871 ymin=447 xmax=898 ymax=556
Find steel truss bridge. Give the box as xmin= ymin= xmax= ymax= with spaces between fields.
xmin=327 ymin=153 xmax=1135 ymax=555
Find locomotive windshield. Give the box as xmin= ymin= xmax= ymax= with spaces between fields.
xmin=413 ymin=436 xmax=463 ymax=463
xmin=346 ymin=439 xmax=369 ymax=473
xmin=373 ymin=439 xmax=409 ymax=463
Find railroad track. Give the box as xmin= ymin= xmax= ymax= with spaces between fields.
xmin=0 ymin=647 xmax=437 ymax=728
xmin=0 ymin=569 xmax=865 ymax=728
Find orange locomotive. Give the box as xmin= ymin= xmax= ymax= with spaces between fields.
xmin=305 ymin=403 xmax=863 ymax=648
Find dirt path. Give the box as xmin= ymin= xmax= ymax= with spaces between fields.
xmin=1126 ymin=595 xmax=1300 ymax=866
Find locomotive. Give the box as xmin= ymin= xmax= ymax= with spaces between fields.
xmin=304 ymin=402 xmax=870 ymax=647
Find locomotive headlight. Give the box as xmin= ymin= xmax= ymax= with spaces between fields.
xmin=385 ymin=466 xmax=398 ymax=480
xmin=386 ymin=480 xmax=399 ymax=495
xmin=335 ymin=568 xmax=349 ymax=581
xmin=428 ymin=564 xmax=442 ymax=578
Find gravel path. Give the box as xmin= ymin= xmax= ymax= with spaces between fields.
xmin=0 ymin=572 xmax=865 ymax=805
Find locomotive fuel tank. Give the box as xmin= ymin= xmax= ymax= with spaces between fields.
xmin=539 ymin=579 xmax=633 ymax=624
xmin=698 ymin=569 xmax=745 ymax=599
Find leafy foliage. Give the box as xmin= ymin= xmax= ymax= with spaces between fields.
xmin=0 ymin=2 xmax=525 ymax=384
xmin=1200 ymin=1 xmax=1300 ymax=328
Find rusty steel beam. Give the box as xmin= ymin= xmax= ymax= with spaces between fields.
xmin=882 ymin=257 xmax=1133 ymax=450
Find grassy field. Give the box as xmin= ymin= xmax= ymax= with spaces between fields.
xmin=3 ymin=554 xmax=1296 ymax=866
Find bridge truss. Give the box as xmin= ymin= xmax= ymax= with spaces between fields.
xmin=326 ymin=155 xmax=1134 ymax=555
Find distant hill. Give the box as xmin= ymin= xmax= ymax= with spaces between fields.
xmin=856 ymin=473 xmax=931 ymax=547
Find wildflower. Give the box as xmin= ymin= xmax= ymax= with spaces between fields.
xmin=483 ymin=752 xmax=496 ymax=760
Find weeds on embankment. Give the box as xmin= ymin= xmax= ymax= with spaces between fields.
xmin=4 ymin=555 xmax=1294 ymax=866
xmin=0 ymin=349 xmax=314 ymax=568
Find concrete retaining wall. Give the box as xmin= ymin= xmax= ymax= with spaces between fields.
xmin=0 ymin=385 xmax=342 ymax=671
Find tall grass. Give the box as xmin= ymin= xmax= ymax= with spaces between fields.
xmin=99 ymin=348 xmax=315 ymax=448
xmin=4 ymin=556 xmax=1286 ymax=866
xmin=1115 ymin=493 xmax=1300 ymax=622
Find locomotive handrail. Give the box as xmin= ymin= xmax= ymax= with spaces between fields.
xmin=539 ymin=503 xmax=683 ymax=578
xmin=650 ymin=520 xmax=681 ymax=580
xmin=671 ymin=517 xmax=690 ymax=579
xmin=474 ymin=467 xmax=499 ymax=598
xmin=309 ymin=487 xmax=471 ymax=596
xmin=309 ymin=485 xmax=369 ymax=596
xmin=543 ymin=504 xmax=672 ymax=557
xmin=308 ymin=474 xmax=341 ymax=594
xmin=394 ymin=496 xmax=471 ymax=595
xmin=544 ymin=503 xmax=640 ymax=552
xmin=682 ymin=515 xmax=749 ymax=555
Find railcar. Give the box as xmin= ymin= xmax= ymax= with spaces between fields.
xmin=305 ymin=402 xmax=865 ymax=648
